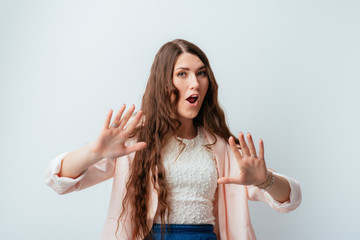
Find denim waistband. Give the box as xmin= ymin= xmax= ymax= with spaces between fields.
xmin=151 ymin=224 xmax=214 ymax=233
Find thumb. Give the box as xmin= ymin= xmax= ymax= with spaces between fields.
xmin=123 ymin=142 xmax=147 ymax=155
xmin=217 ymin=177 xmax=239 ymax=185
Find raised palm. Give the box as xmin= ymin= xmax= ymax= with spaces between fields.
xmin=91 ymin=104 xmax=147 ymax=160
xmin=218 ymin=132 xmax=268 ymax=186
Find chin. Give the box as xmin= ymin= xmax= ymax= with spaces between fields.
xmin=175 ymin=111 xmax=199 ymax=121
xmin=185 ymin=110 xmax=200 ymax=119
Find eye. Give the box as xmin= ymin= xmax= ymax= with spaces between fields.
xmin=177 ymin=72 xmax=186 ymax=77
xmin=197 ymin=70 xmax=207 ymax=76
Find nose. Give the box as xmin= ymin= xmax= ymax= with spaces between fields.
xmin=189 ymin=73 xmax=200 ymax=89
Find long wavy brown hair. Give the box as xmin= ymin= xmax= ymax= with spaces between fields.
xmin=117 ymin=39 xmax=239 ymax=239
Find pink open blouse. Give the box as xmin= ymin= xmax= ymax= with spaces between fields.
xmin=44 ymin=130 xmax=302 ymax=239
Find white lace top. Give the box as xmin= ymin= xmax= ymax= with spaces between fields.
xmin=154 ymin=128 xmax=218 ymax=225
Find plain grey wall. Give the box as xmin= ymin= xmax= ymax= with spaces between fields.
xmin=1 ymin=0 xmax=359 ymax=239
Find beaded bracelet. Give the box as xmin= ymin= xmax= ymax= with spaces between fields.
xmin=264 ymin=172 xmax=275 ymax=192
xmin=255 ymin=171 xmax=275 ymax=191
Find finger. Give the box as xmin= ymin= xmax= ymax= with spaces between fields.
xmin=217 ymin=177 xmax=240 ymax=185
xmin=259 ymin=138 xmax=264 ymax=160
xmin=229 ymin=136 xmax=242 ymax=160
xmin=118 ymin=104 xmax=136 ymax=129
xmin=123 ymin=142 xmax=147 ymax=155
xmin=247 ymin=133 xmax=257 ymax=157
xmin=111 ymin=104 xmax=126 ymax=127
xmin=103 ymin=109 xmax=113 ymax=129
xmin=124 ymin=110 xmax=143 ymax=135
xmin=239 ymin=132 xmax=250 ymax=156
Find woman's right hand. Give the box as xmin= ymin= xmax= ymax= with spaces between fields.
xmin=89 ymin=104 xmax=147 ymax=163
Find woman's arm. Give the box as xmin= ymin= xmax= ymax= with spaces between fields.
xmin=257 ymin=172 xmax=290 ymax=203
xmin=57 ymin=104 xmax=146 ymax=179
xmin=58 ymin=142 xmax=103 ymax=179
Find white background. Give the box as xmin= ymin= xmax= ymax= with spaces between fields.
xmin=1 ymin=0 xmax=359 ymax=239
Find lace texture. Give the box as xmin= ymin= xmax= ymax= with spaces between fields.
xmin=154 ymin=129 xmax=218 ymax=225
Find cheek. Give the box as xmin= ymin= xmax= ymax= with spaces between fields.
xmin=175 ymin=84 xmax=186 ymax=97
xmin=203 ymin=79 xmax=209 ymax=94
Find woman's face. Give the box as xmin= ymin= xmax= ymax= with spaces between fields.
xmin=172 ymin=53 xmax=209 ymax=123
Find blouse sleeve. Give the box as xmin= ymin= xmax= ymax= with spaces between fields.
xmin=246 ymin=171 xmax=302 ymax=213
xmin=44 ymin=152 xmax=116 ymax=195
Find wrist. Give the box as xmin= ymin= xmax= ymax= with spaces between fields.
xmin=255 ymin=171 xmax=275 ymax=191
xmin=86 ymin=142 xmax=103 ymax=164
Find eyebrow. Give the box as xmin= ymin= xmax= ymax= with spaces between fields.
xmin=175 ymin=65 xmax=206 ymax=71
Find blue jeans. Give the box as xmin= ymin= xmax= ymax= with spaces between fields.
xmin=147 ymin=224 xmax=217 ymax=240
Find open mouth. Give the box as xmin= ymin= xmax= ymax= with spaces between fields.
xmin=186 ymin=95 xmax=198 ymax=104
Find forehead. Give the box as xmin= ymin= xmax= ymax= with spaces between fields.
xmin=174 ymin=53 xmax=204 ymax=70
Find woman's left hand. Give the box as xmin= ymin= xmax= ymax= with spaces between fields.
xmin=217 ymin=132 xmax=269 ymax=186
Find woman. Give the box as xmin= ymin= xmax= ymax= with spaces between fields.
xmin=45 ymin=39 xmax=302 ymax=240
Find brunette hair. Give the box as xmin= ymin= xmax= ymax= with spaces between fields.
xmin=117 ymin=39 xmax=238 ymax=239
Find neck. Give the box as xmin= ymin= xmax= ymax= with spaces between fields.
xmin=175 ymin=119 xmax=197 ymax=139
